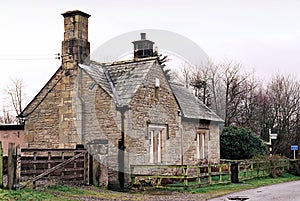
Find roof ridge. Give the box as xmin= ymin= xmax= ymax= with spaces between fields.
xmin=110 ymin=56 xmax=158 ymax=65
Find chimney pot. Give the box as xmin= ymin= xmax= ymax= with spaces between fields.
xmin=132 ymin=33 xmax=154 ymax=59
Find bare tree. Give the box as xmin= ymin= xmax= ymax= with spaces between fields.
xmin=190 ymin=65 xmax=211 ymax=106
xmin=220 ymin=62 xmax=254 ymax=127
xmin=174 ymin=60 xmax=300 ymax=158
xmin=0 ymin=106 xmax=15 ymax=124
xmin=265 ymin=74 xmax=300 ymax=156
xmin=180 ymin=63 xmax=193 ymax=88
xmin=3 ymin=78 xmax=27 ymax=124
xmin=230 ymin=73 xmax=259 ymax=131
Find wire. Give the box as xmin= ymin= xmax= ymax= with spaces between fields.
xmin=0 ymin=57 xmax=60 ymax=61
xmin=0 ymin=53 xmax=60 ymax=61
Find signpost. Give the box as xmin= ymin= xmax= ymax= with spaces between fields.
xmin=266 ymin=129 xmax=278 ymax=156
xmin=291 ymin=145 xmax=298 ymax=160
xmin=270 ymin=134 xmax=278 ymax=140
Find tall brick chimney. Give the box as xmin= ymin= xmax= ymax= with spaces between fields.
xmin=62 ymin=10 xmax=90 ymax=67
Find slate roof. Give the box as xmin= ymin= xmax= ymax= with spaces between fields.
xmin=80 ymin=58 xmax=223 ymax=122
xmin=80 ymin=57 xmax=156 ymax=106
xmin=80 ymin=62 xmax=113 ymax=97
xmin=106 ymin=59 xmax=155 ymax=105
xmin=171 ymin=83 xmax=224 ymax=122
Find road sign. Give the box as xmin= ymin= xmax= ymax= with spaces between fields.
xmin=291 ymin=145 xmax=298 ymax=151
xmin=270 ymin=134 xmax=277 ymax=139
xmin=291 ymin=145 xmax=298 ymax=160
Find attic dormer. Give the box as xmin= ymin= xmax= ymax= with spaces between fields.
xmin=132 ymin=33 xmax=154 ymax=59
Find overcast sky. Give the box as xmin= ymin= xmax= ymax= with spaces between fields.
xmin=1 ymin=0 xmax=300 ymax=108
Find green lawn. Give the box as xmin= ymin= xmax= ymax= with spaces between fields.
xmin=0 ymin=187 xmax=72 ymax=201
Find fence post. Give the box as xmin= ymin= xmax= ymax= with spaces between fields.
xmin=33 ymin=151 xmax=37 ymax=188
xmin=243 ymin=163 xmax=247 ymax=179
xmin=230 ymin=162 xmax=239 ymax=183
xmin=197 ymin=166 xmax=201 ymax=184
xmin=250 ymin=162 xmax=254 ymax=179
xmin=73 ymin=151 xmax=77 ymax=179
xmin=219 ymin=164 xmax=222 ymax=183
xmin=0 ymin=142 xmax=3 ymax=188
xmin=7 ymin=143 xmax=16 ymax=190
xmin=15 ymin=146 xmax=21 ymax=189
xmin=183 ymin=165 xmax=188 ymax=189
xmin=208 ymin=164 xmax=212 ymax=184
xmin=130 ymin=165 xmax=135 ymax=186
xmin=83 ymin=151 xmax=88 ymax=185
xmin=61 ymin=151 xmax=65 ymax=180
xmin=47 ymin=151 xmax=51 ymax=184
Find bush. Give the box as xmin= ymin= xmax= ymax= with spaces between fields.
xmin=220 ymin=126 xmax=267 ymax=160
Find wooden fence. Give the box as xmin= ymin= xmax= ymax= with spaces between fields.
xmin=237 ymin=159 xmax=290 ymax=181
xmin=18 ymin=148 xmax=90 ymax=188
xmin=130 ymin=163 xmax=231 ymax=189
xmin=130 ymin=159 xmax=291 ymax=189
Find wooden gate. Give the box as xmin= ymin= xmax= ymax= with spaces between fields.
xmin=18 ymin=148 xmax=90 ymax=188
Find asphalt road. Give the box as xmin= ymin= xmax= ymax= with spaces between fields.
xmin=209 ymin=180 xmax=300 ymax=201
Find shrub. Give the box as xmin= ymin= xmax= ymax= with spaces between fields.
xmin=220 ymin=126 xmax=267 ymax=160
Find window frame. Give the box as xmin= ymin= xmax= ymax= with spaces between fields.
xmin=195 ymin=128 xmax=209 ymax=160
xmin=147 ymin=123 xmax=168 ymax=164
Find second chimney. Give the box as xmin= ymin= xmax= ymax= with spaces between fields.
xmin=132 ymin=33 xmax=154 ymax=59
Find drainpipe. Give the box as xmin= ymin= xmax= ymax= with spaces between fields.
xmin=116 ymin=105 xmax=129 ymax=191
xmin=178 ymin=110 xmax=183 ymax=165
xmin=78 ymin=68 xmax=85 ymax=144
xmin=180 ymin=126 xmax=183 ymax=165
xmin=103 ymin=66 xmax=128 ymax=190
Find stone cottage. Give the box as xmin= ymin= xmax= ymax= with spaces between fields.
xmin=19 ymin=10 xmax=223 ymax=189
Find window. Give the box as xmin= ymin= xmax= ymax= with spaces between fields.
xmin=155 ymin=87 xmax=159 ymax=99
xmin=154 ymin=78 xmax=160 ymax=100
xmin=196 ymin=129 xmax=209 ymax=160
xmin=148 ymin=124 xmax=167 ymax=163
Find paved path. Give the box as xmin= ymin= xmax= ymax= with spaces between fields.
xmin=209 ymin=180 xmax=300 ymax=201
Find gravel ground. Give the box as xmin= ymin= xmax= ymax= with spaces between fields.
xmin=80 ymin=193 xmax=204 ymax=201
xmin=70 ymin=185 xmax=207 ymax=201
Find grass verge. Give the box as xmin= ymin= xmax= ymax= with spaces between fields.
xmin=185 ymin=173 xmax=300 ymax=199
xmin=0 ymin=173 xmax=299 ymax=200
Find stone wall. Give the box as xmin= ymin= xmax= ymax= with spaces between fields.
xmin=181 ymin=118 xmax=199 ymax=164
xmin=78 ymin=69 xmax=120 ymax=188
xmin=23 ymin=67 xmax=81 ymax=148
xmin=181 ymin=118 xmax=220 ymax=164
xmin=207 ymin=121 xmax=220 ymax=163
xmin=125 ymin=61 xmax=181 ymax=168
xmin=23 ymin=10 xmax=91 ymax=148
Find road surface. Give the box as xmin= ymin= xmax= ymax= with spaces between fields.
xmin=209 ymin=180 xmax=300 ymax=201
